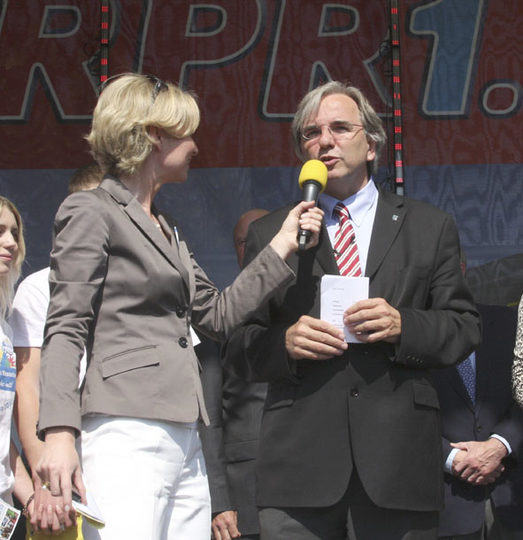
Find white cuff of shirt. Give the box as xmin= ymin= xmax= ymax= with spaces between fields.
xmin=489 ymin=434 xmax=512 ymax=455
xmin=444 ymin=448 xmax=460 ymax=473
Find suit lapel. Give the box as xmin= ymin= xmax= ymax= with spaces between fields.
xmin=474 ymin=312 xmax=494 ymax=413
xmin=100 ymin=176 xmax=191 ymax=297
xmin=474 ymin=352 xmax=488 ymax=416
xmin=276 ymin=212 xmax=338 ymax=278
xmin=437 ymin=366 xmax=476 ymax=411
xmin=313 ymin=224 xmax=339 ymax=276
xmin=365 ymin=189 xmax=405 ymax=280
xmin=452 ymin=366 xmax=476 ymax=411
xmin=171 ymin=227 xmax=195 ymax=304
xmin=156 ymin=213 xmax=192 ymax=297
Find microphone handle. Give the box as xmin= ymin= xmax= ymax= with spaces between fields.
xmin=298 ymin=180 xmax=321 ymax=250
xmin=301 ymin=181 xmax=321 ymax=203
xmin=298 ymin=233 xmax=309 ymax=250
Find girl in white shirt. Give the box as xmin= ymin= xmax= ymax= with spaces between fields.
xmin=0 ymin=196 xmax=34 ymax=523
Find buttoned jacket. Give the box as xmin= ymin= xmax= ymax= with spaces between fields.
xmin=38 ymin=176 xmax=293 ymax=435
xmin=225 ymin=187 xmax=481 ymax=511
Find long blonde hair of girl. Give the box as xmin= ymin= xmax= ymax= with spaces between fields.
xmin=0 ymin=196 xmax=25 ymax=319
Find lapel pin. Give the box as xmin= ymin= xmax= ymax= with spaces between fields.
xmin=392 ymin=214 xmax=399 ymax=221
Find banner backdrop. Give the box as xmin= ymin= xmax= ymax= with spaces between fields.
xmin=0 ymin=0 xmax=521 ymax=302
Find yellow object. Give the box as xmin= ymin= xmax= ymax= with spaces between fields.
xmin=298 ymin=159 xmax=328 ymax=191
xmin=26 ymin=514 xmax=83 ymax=539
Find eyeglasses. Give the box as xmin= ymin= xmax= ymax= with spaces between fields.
xmin=301 ymin=121 xmax=364 ymax=142
xmin=146 ymin=75 xmax=168 ymax=103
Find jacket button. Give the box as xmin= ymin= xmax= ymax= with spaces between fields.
xmin=350 ymin=388 xmax=359 ymax=398
xmin=175 ymin=306 xmax=186 ymax=318
xmin=178 ymin=337 xmax=188 ymax=348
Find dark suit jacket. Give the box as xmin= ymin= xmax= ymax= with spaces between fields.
xmin=198 ymin=334 xmax=266 ymax=534
xmin=224 ymin=187 xmax=481 ymax=511
xmin=196 ymin=336 xmax=232 ymax=515
xmin=432 ymin=304 xmax=523 ymax=536
xmin=221 ymin=368 xmax=266 ymax=534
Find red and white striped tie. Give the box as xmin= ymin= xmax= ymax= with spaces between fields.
xmin=333 ymin=202 xmax=362 ymax=277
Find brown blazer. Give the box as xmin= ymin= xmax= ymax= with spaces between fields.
xmin=38 ymin=176 xmax=293 ymax=436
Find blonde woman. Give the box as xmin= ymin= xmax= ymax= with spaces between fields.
xmin=33 ymin=74 xmax=323 ymax=539
xmin=0 ymin=196 xmax=34 ymax=526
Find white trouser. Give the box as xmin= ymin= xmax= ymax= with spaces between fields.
xmin=80 ymin=415 xmax=211 ymax=540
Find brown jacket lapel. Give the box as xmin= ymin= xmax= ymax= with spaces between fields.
xmin=100 ymin=176 xmax=191 ymax=296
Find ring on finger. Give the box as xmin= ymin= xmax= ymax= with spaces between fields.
xmin=42 ymin=481 xmax=50 ymax=490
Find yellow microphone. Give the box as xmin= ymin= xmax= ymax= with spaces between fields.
xmin=297 ymin=159 xmax=328 ymax=250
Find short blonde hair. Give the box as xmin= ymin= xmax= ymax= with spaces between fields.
xmin=86 ymin=73 xmax=200 ymax=177
xmin=291 ymin=82 xmax=386 ymax=177
xmin=0 ymin=196 xmax=25 ymax=318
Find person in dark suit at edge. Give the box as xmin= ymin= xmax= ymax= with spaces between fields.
xmin=223 ymin=81 xmax=481 ymax=540
xmin=199 ymin=208 xmax=269 ymax=540
xmin=431 ymin=256 xmax=523 ymax=540
xmin=222 ymin=209 xmax=270 ymax=540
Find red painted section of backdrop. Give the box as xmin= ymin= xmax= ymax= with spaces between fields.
xmin=0 ymin=0 xmax=521 ymax=169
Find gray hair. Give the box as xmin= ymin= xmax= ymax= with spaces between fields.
xmin=291 ymin=82 xmax=386 ymax=177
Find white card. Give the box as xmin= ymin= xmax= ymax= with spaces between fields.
xmin=320 ymin=275 xmax=369 ymax=343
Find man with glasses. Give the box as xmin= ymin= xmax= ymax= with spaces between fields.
xmin=224 ymin=81 xmax=481 ymax=539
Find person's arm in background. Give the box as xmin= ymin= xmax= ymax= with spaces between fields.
xmin=10 ymin=271 xmax=49 ymax=473
xmin=10 ymin=441 xmax=35 ymax=522
xmin=14 ymin=347 xmax=43 ymax=472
